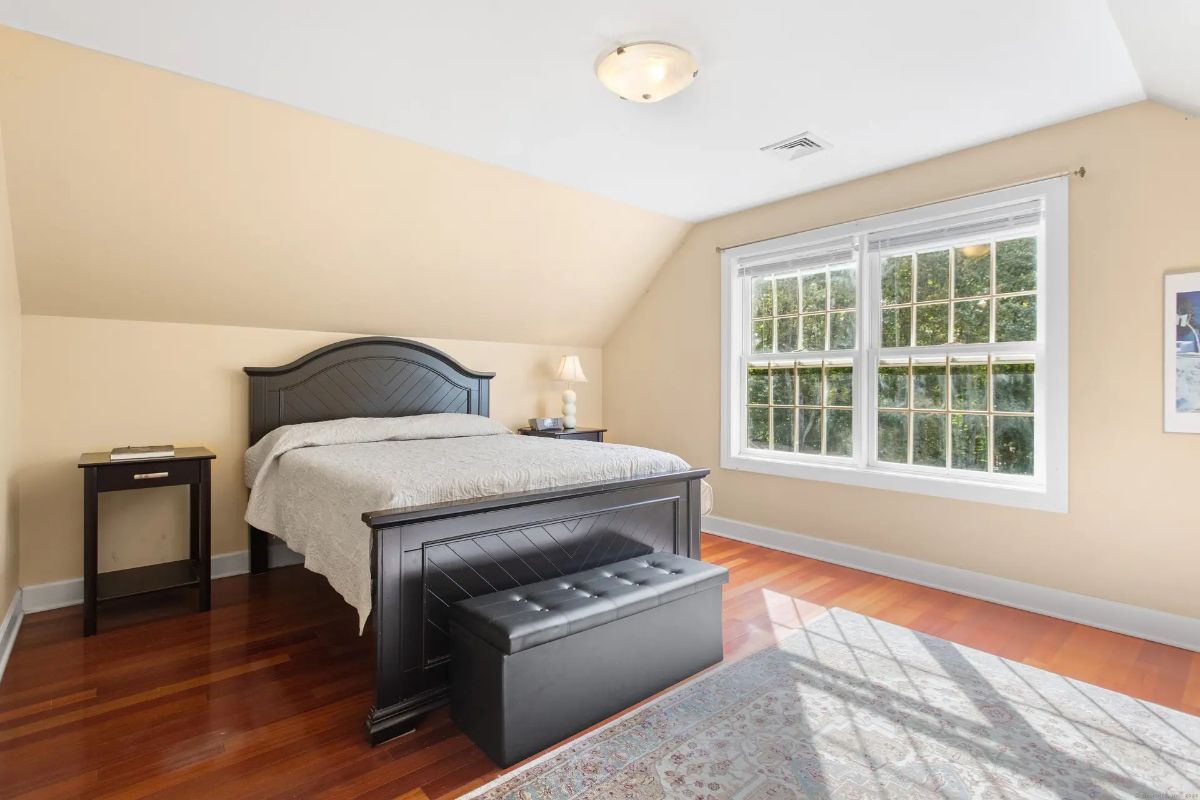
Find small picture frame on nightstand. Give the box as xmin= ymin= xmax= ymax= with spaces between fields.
xmin=528 ymin=417 xmax=564 ymax=432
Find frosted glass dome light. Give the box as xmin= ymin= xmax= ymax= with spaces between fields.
xmin=595 ymin=42 xmax=698 ymax=103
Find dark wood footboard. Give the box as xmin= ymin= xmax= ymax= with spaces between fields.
xmin=361 ymin=468 xmax=709 ymax=745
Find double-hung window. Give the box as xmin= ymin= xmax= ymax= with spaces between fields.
xmin=721 ymin=178 xmax=1068 ymax=511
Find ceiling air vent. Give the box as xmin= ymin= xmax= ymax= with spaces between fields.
xmin=760 ymin=132 xmax=831 ymax=161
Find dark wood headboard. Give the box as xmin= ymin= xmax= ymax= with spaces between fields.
xmin=244 ymin=337 xmax=495 ymax=445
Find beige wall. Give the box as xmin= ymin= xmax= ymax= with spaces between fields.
xmin=605 ymin=101 xmax=1200 ymax=619
xmin=0 ymin=26 xmax=689 ymax=347
xmin=19 ymin=316 xmax=601 ymax=586
xmin=0 ymin=25 xmax=619 ymax=590
xmin=0 ymin=125 xmax=18 ymax=612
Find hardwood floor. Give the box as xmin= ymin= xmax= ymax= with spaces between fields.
xmin=2 ymin=533 xmax=1198 ymax=798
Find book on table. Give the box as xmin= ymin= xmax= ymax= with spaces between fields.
xmin=109 ymin=445 xmax=175 ymax=461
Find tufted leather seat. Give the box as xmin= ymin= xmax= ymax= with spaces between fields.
xmin=450 ymin=553 xmax=728 ymax=654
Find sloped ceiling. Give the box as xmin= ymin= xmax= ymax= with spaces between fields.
xmin=0 ymin=28 xmax=690 ymax=346
xmin=0 ymin=4 xmax=1190 ymax=347
xmin=1107 ymin=0 xmax=1200 ymax=116
xmin=0 ymin=0 xmax=1145 ymax=222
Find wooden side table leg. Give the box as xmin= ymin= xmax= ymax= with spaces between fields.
xmin=197 ymin=461 xmax=211 ymax=612
xmin=189 ymin=483 xmax=200 ymax=563
xmin=83 ymin=467 xmax=98 ymax=637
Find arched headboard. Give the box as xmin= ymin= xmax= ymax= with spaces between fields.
xmin=244 ymin=337 xmax=495 ymax=445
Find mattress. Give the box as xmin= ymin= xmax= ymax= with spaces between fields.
xmin=244 ymin=414 xmax=710 ymax=630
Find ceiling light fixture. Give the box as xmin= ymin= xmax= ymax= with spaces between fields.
xmin=595 ymin=42 xmax=697 ymax=103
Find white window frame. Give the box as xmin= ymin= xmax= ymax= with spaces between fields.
xmin=720 ymin=178 xmax=1068 ymax=512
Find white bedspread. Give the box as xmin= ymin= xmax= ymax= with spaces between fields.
xmin=244 ymin=414 xmax=710 ymax=630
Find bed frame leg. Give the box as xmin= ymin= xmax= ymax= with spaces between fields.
xmin=365 ymin=704 xmax=425 ymax=745
xmin=249 ymin=526 xmax=270 ymax=574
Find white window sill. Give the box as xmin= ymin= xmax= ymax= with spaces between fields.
xmin=721 ymin=451 xmax=1067 ymax=513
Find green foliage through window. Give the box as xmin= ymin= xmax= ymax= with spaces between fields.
xmin=881 ymin=256 xmax=913 ymax=306
xmin=748 ymin=262 xmax=857 ymax=353
xmin=829 ymin=268 xmax=856 ymax=309
xmin=916 ymin=250 xmax=950 ymax=302
xmin=996 ymin=237 xmax=1036 ymax=293
xmin=802 ymin=273 xmax=827 ymax=313
xmin=746 ymin=361 xmax=853 ymax=457
xmin=802 ymin=314 xmax=826 ymax=351
xmin=954 ymin=244 xmax=992 ymax=297
xmin=915 ymin=303 xmax=949 ymax=346
xmin=996 ymin=295 xmax=1036 ymax=342
xmin=994 ymin=415 xmax=1034 ymax=474
xmin=775 ymin=276 xmax=799 ymax=316
xmin=752 ymin=277 xmax=773 ymax=318
xmin=881 ymin=306 xmax=912 ymax=347
xmin=878 ymin=364 xmax=909 ymax=408
xmin=993 ymin=362 xmax=1034 ymax=412
xmin=777 ymin=317 xmax=799 ymax=352
xmin=950 ymin=364 xmax=988 ymax=411
xmin=913 ymin=413 xmax=946 ymax=467
xmin=880 ymin=236 xmax=1038 ymax=349
xmin=912 ymin=364 xmax=946 ymax=409
xmin=877 ymin=412 xmax=908 ymax=463
xmin=871 ymin=358 xmax=1035 ymax=477
xmin=953 ymin=299 xmax=990 ymax=344
xmin=743 ymin=226 xmax=1043 ymax=483
xmin=951 ymin=414 xmax=989 ymax=471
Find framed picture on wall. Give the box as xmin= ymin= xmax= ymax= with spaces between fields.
xmin=1166 ymin=271 xmax=1200 ymax=433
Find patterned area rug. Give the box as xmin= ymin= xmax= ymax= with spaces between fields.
xmin=463 ymin=608 xmax=1200 ymax=799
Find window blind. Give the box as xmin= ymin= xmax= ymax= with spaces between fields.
xmin=736 ymin=236 xmax=857 ymax=279
xmin=866 ymin=199 xmax=1042 ymax=254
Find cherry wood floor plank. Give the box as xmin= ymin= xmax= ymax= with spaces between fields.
xmin=0 ymin=689 xmax=98 ymax=725
xmin=0 ymin=654 xmax=289 ymax=745
xmin=1 ymin=533 xmax=1197 ymax=798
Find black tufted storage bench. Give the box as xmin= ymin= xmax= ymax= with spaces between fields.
xmin=448 ymin=552 xmax=729 ymax=767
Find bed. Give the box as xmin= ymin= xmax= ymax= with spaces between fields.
xmin=243 ymin=337 xmax=709 ymax=745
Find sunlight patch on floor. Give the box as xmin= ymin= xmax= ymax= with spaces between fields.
xmin=761 ymin=587 xmax=828 ymax=643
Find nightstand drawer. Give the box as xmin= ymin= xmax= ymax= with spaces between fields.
xmin=517 ymin=427 xmax=606 ymax=443
xmin=556 ymin=431 xmax=604 ymax=442
xmin=97 ymin=460 xmax=200 ymax=492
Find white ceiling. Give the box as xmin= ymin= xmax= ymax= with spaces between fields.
xmin=0 ymin=1 xmax=1163 ymax=221
xmin=1107 ymin=0 xmax=1200 ymax=116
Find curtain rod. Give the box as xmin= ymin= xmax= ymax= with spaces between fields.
xmin=715 ymin=166 xmax=1086 ymax=253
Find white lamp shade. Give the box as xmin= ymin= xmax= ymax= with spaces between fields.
xmin=595 ymin=42 xmax=698 ymax=104
xmin=555 ymin=355 xmax=588 ymax=383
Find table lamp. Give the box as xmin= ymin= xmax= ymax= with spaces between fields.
xmin=554 ymin=355 xmax=588 ymax=429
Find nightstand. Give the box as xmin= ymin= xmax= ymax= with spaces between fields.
xmin=517 ymin=427 xmax=606 ymax=443
xmin=77 ymin=447 xmax=215 ymax=636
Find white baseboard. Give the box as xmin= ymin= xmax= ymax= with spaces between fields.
xmin=0 ymin=588 xmax=22 ymax=685
xmin=20 ymin=542 xmax=304 ymax=615
xmin=703 ymin=515 xmax=1200 ymax=653
xmin=17 ymin=519 xmax=1197 ymax=655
